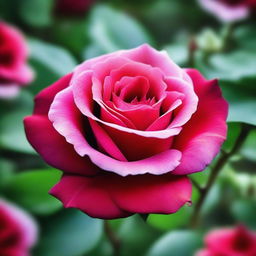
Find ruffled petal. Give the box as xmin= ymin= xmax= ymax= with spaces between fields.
xmin=50 ymin=173 xmax=192 ymax=219
xmin=50 ymin=174 xmax=130 ymax=219
xmin=172 ymin=69 xmax=228 ymax=175
xmin=49 ymin=87 xmax=182 ymax=176
xmin=24 ymin=115 xmax=98 ymax=176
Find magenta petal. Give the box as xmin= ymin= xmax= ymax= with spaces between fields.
xmin=50 ymin=175 xmax=131 ymax=219
xmin=49 ymin=87 xmax=182 ymax=176
xmin=33 ymin=73 xmax=73 ymax=115
xmin=165 ymin=77 xmax=198 ymax=128
xmin=73 ymin=72 xmax=182 ymax=139
xmin=89 ymin=119 xmax=127 ymax=161
xmin=119 ymin=44 xmax=183 ymax=77
xmin=112 ymin=174 xmax=192 ymax=214
xmin=172 ymin=69 xmax=228 ymax=175
xmin=198 ymin=0 xmax=249 ymax=22
xmin=24 ymin=115 xmax=98 ymax=176
xmin=50 ymin=173 xmax=192 ymax=218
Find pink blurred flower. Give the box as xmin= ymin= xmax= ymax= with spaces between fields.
xmin=24 ymin=44 xmax=228 ymax=219
xmin=0 ymin=199 xmax=38 ymax=256
xmin=0 ymin=22 xmax=33 ymax=99
xmin=55 ymin=0 xmax=95 ymax=16
xmin=197 ymin=225 xmax=256 ymax=256
xmin=198 ymin=0 xmax=256 ymax=22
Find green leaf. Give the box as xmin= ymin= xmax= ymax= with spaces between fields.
xmin=19 ymin=0 xmax=53 ymax=27
xmin=0 ymin=91 xmax=35 ymax=154
xmin=0 ymin=159 xmax=15 ymax=189
xmin=147 ymin=230 xmax=202 ymax=256
xmin=88 ymin=5 xmax=153 ymax=55
xmin=240 ymin=128 xmax=256 ymax=162
xmin=4 ymin=169 xmax=62 ymax=215
xmin=164 ymin=43 xmax=188 ymax=66
xmin=117 ymin=215 xmax=161 ymax=256
xmin=196 ymin=50 xmax=256 ymax=82
xmin=34 ymin=209 xmax=103 ymax=256
xmin=220 ymin=80 xmax=256 ymax=126
xmin=29 ymin=39 xmax=77 ymax=93
xmin=231 ymin=199 xmax=256 ymax=228
xmin=234 ymin=25 xmax=256 ymax=52
xmin=148 ymin=206 xmax=192 ymax=231
xmin=52 ymin=19 xmax=90 ymax=57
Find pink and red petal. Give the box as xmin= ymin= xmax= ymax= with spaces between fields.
xmin=24 ymin=115 xmax=98 ymax=176
xmin=50 ymin=173 xmax=192 ymax=219
xmin=49 ymin=87 xmax=182 ymax=176
xmin=172 ymin=69 xmax=228 ymax=175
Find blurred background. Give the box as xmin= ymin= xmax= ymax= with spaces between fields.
xmin=0 ymin=0 xmax=256 ymax=255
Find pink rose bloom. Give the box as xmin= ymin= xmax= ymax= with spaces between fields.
xmin=24 ymin=44 xmax=228 ymax=219
xmin=0 ymin=199 xmax=38 ymax=256
xmin=0 ymin=22 xmax=33 ymax=99
xmin=198 ymin=0 xmax=256 ymax=22
xmin=197 ymin=225 xmax=256 ymax=256
xmin=55 ymin=0 xmax=95 ymax=16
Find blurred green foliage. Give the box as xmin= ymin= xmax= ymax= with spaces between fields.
xmin=0 ymin=0 xmax=256 ymax=256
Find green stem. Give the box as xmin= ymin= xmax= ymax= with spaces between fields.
xmin=104 ymin=220 xmax=121 ymax=256
xmin=190 ymin=124 xmax=251 ymax=228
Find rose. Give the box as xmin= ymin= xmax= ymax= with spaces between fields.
xmin=0 ymin=22 xmax=33 ymax=99
xmin=0 ymin=199 xmax=38 ymax=256
xmin=196 ymin=225 xmax=256 ymax=256
xmin=55 ymin=0 xmax=95 ymax=16
xmin=24 ymin=44 xmax=228 ymax=219
xmin=198 ymin=0 xmax=256 ymax=22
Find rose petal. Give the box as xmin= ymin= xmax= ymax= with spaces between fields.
xmin=165 ymin=77 xmax=199 ymax=128
xmin=172 ymin=69 xmax=228 ymax=175
xmin=49 ymin=87 xmax=182 ymax=176
xmin=119 ymin=44 xmax=183 ymax=77
xmin=50 ymin=174 xmax=130 ymax=219
xmin=50 ymin=173 xmax=192 ymax=219
xmin=73 ymin=71 xmax=182 ymax=139
xmin=112 ymin=174 xmax=192 ymax=214
xmin=33 ymin=73 xmax=73 ymax=115
xmin=24 ymin=115 xmax=99 ymax=176
xmin=198 ymin=0 xmax=249 ymax=22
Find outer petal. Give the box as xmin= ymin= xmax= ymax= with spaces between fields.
xmin=172 ymin=69 xmax=228 ymax=175
xmin=50 ymin=174 xmax=131 ymax=219
xmin=74 ymin=44 xmax=183 ymax=78
xmin=24 ymin=73 xmax=98 ymax=176
xmin=111 ymin=174 xmax=192 ymax=214
xmin=50 ymin=173 xmax=192 ymax=219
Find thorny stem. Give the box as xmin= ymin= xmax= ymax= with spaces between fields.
xmin=190 ymin=124 xmax=251 ymax=228
xmin=104 ymin=221 xmax=121 ymax=256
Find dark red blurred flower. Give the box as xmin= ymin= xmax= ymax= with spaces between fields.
xmin=0 ymin=22 xmax=33 ymax=99
xmin=197 ymin=225 xmax=256 ymax=256
xmin=0 ymin=200 xmax=37 ymax=256
xmin=55 ymin=0 xmax=95 ymax=16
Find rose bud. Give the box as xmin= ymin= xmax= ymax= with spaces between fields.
xmin=0 ymin=199 xmax=38 ymax=256
xmin=55 ymin=0 xmax=95 ymax=16
xmin=197 ymin=225 xmax=256 ymax=256
xmin=198 ymin=0 xmax=256 ymax=22
xmin=24 ymin=44 xmax=228 ymax=219
xmin=0 ymin=22 xmax=34 ymax=99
